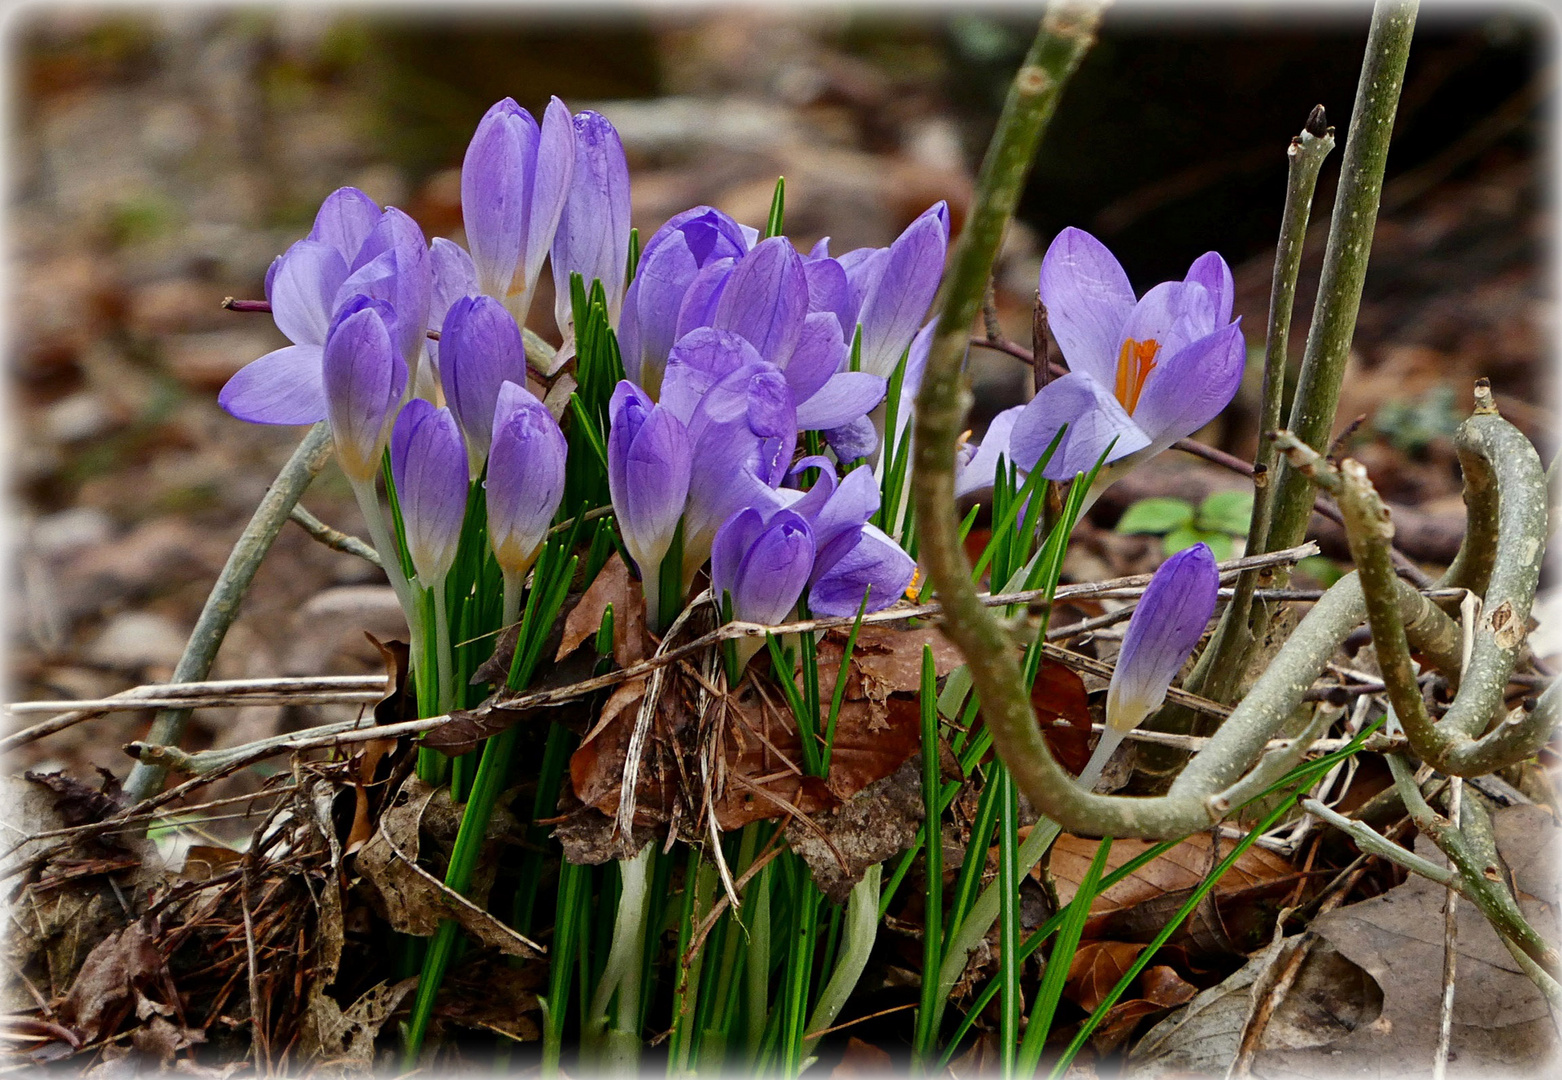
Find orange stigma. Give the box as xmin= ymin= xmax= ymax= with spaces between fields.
xmin=1114 ymin=337 xmax=1160 ymax=413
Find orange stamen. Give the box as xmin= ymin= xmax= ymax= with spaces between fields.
xmin=1113 ymin=337 xmax=1160 ymax=414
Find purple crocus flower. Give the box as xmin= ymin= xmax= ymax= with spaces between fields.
xmin=322 ymin=297 xmax=408 ymax=485
xmin=438 ymin=295 xmax=529 ymax=474
xmin=954 ymin=405 xmax=1026 ymax=500
xmin=783 ymin=462 xmax=915 ymax=615
xmin=1076 ymin=542 xmax=1219 ymax=790
xmin=837 ymin=202 xmax=949 ymax=378
xmin=461 ymin=96 xmax=575 ymax=329
xmin=711 ymin=507 xmax=815 ymax=629
xmin=1008 ymin=228 xmax=1245 ymax=482
xmin=607 ymin=381 xmax=694 ymax=627
xmin=427 ymin=237 xmax=479 ymax=373
xmin=390 ymin=399 xmax=469 ymax=588
xmin=551 ymin=110 xmax=631 ymax=344
xmin=220 ymin=192 xmax=433 ymax=426
xmin=617 ymin=206 xmax=754 ymax=395
xmin=486 ymin=380 xmax=567 ymax=582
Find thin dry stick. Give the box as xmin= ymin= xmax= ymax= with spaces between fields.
xmin=1433 ymin=776 xmax=1463 ymax=1080
xmin=288 ymin=504 xmax=381 ymax=567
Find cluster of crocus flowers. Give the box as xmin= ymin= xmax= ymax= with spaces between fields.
xmin=956 ymin=227 xmax=1245 ymax=500
xmin=1075 ymin=542 xmax=1220 ymax=791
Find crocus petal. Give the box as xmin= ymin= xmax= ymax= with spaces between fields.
xmin=660 ymin=328 xmax=763 ymax=425
xmin=324 ymin=303 xmax=408 ymax=483
xmin=804 ymin=257 xmax=855 ymax=341
xmin=856 ymin=202 xmax=948 ymax=378
xmin=674 ymin=257 xmax=737 ymax=341
xmin=1183 ymin=251 xmax=1234 ymax=327
xmin=359 ymin=208 xmax=434 ymax=367
xmin=728 ymin=510 xmax=815 ymax=627
xmin=607 ymin=381 xmax=693 ymax=575
xmin=268 ymin=240 xmax=349 ymax=347
xmin=1106 ymin=543 xmax=1219 ymax=731
xmin=487 ymin=380 xmax=567 ymax=577
xmin=953 ymin=404 xmax=1025 ymax=500
xmin=1037 ymin=226 xmax=1138 ymax=389
xmin=219 ymin=344 xmax=327 ymax=425
xmin=824 ymin=416 xmax=879 ymax=463
xmin=838 ymin=246 xmax=887 ymax=334
xmin=804 ymin=464 xmax=880 ymax=562
xmin=711 ymin=236 xmax=809 ymax=366
xmin=795 ymin=371 xmax=885 ymax=431
xmin=390 ymin=400 xmax=469 ymax=585
xmin=308 ymin=187 xmax=382 ymax=265
xmin=462 ymin=98 xmax=531 ymax=300
xmin=782 ymin=311 xmax=848 ymax=403
xmin=1008 ymin=371 xmax=1151 ymax=481
xmin=551 ymin=109 xmax=631 ymax=336
xmin=1128 ymin=321 xmax=1246 ymax=450
xmin=808 ymin=524 xmax=915 ymax=616
xmin=1117 ymin=279 xmax=1217 ymax=364
xmin=439 ymin=295 xmax=529 ymax=471
xmin=429 ymin=238 xmax=479 ymax=331
xmin=521 ymin=96 xmax=576 ymax=310
xmin=710 ymin=507 xmax=769 ymax=609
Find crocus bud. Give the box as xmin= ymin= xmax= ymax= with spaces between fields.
xmin=551 ymin=110 xmax=631 ymax=341
xmin=1077 ymin=542 xmax=1219 ymax=790
xmin=712 ymin=507 xmax=815 ymax=628
xmin=390 ymin=399 xmax=469 ymax=587
xmin=617 ymin=206 xmax=752 ymax=395
xmin=847 ymin=202 xmax=949 ymax=378
xmin=439 ymin=295 xmax=529 ymax=474
xmin=461 ymin=96 xmax=575 ymax=328
xmin=486 ymin=380 xmax=567 ymax=580
xmin=607 ymin=381 xmax=693 ymax=620
xmin=323 ymin=298 xmax=407 ymax=485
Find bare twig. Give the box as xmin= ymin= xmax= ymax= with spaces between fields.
xmin=288 ymin=504 xmax=381 ymax=567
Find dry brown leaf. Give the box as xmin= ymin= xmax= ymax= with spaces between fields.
xmin=365 ymin=633 xmax=414 ymax=727
xmin=830 ymin=1036 xmax=893 ymax=1076
xmin=785 ymin=759 xmax=923 ymax=903
xmin=555 ymin=552 xmax=649 ymax=666
xmin=56 ymin=917 xmax=167 ymax=1044
xmin=1050 ymin=833 xmax=1299 ymax=949
xmin=1066 ymin=940 xmax=1147 ymax=1012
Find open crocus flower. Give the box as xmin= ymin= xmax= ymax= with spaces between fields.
xmin=322 ymin=297 xmax=408 ymax=485
xmin=389 ymin=399 xmax=469 ymax=589
xmin=618 ymin=206 xmax=756 ymax=396
xmin=551 ymin=109 xmax=631 ymax=351
xmin=486 ymin=380 xmax=567 ymax=608
xmin=1008 ymin=227 xmax=1245 ymax=483
xmin=220 ymin=190 xmax=432 ymax=426
xmin=783 ymin=460 xmax=916 ymax=615
xmin=438 ymin=295 xmax=529 ymax=475
xmin=1076 ymin=542 xmax=1219 ymax=791
xmin=461 ymin=96 xmax=575 ymax=336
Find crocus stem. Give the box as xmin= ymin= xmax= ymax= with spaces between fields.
xmin=432 ymin=578 xmax=455 ymax=714
xmin=643 ymin=561 xmax=663 ymax=637
xmin=1075 ymin=727 xmax=1126 ymax=792
xmin=587 ymin=842 xmax=655 ymax=1071
xmin=124 ymin=421 xmax=333 ymax=804
xmin=1266 ymin=0 xmax=1419 ymax=559
xmin=349 ymin=476 xmax=417 ymax=615
xmin=501 ymin=566 xmax=524 ymax=628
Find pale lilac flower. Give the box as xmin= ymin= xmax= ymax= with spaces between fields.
xmin=551 ymin=110 xmax=631 ymax=344
xmin=711 ymin=507 xmax=815 ymax=628
xmin=390 ymin=399 xmax=469 ymax=587
xmin=438 ymin=295 xmax=529 ymax=473
xmin=486 ymin=380 xmax=567 ymax=580
xmin=1009 ymin=228 xmax=1244 ymax=481
xmin=1077 ymin=542 xmax=1219 ymax=790
xmin=617 ymin=206 xmax=754 ymax=394
xmin=836 ymin=203 xmax=949 ymax=377
xmin=461 ymin=96 xmax=575 ymax=329
xmin=322 ymin=297 xmax=407 ymax=484
xmin=785 ymin=463 xmax=915 ymax=615
xmin=221 ymin=189 xmax=436 ymax=425
xmin=607 ymin=381 xmax=693 ymax=625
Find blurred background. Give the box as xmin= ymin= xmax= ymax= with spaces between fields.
xmin=6 ymin=4 xmax=1552 ymax=784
